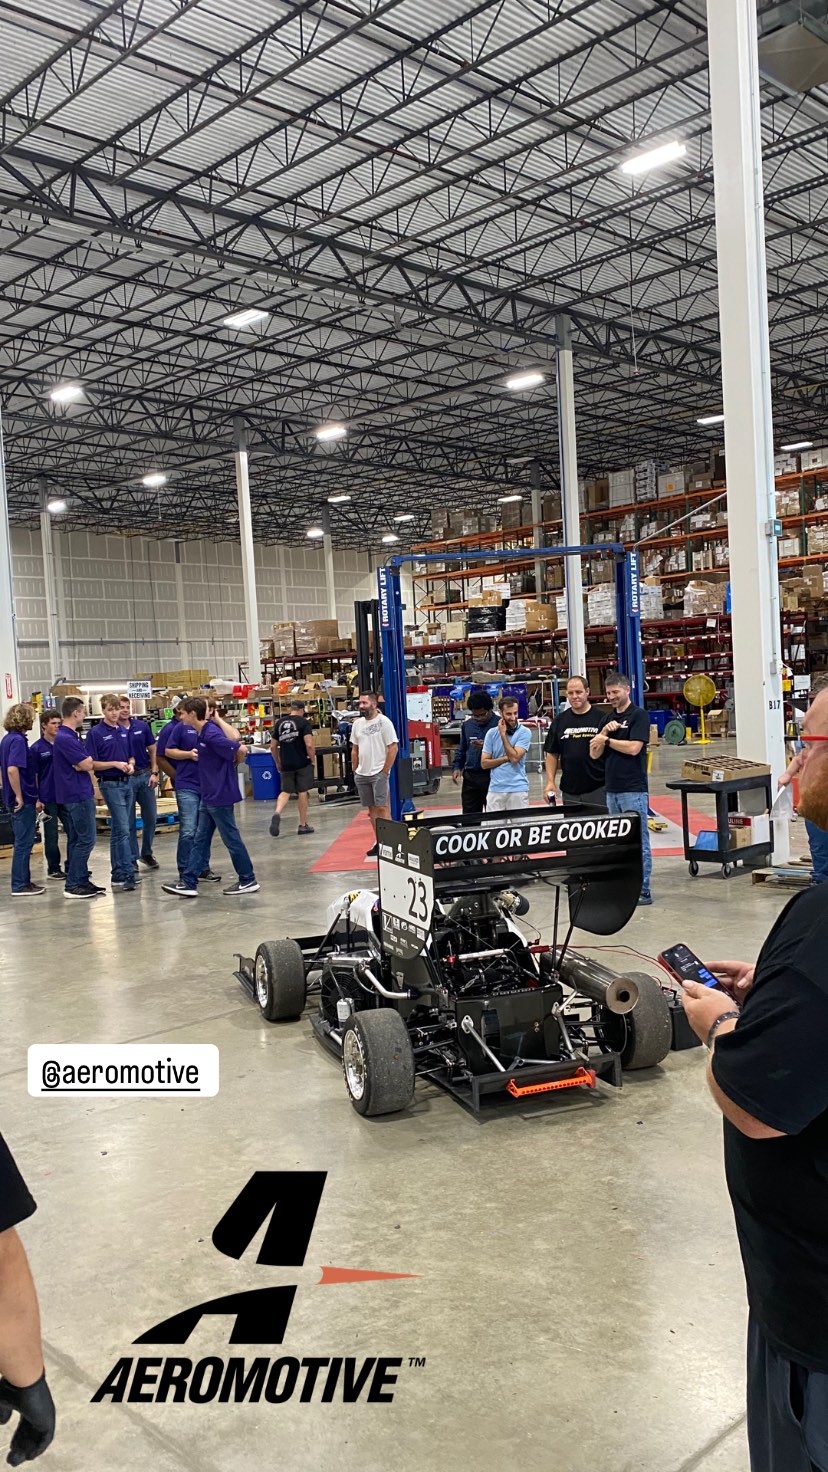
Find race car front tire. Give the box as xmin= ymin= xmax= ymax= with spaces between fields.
xmin=254 ymin=939 xmax=307 ymax=1022
xmin=342 ymin=1009 xmax=415 ymax=1117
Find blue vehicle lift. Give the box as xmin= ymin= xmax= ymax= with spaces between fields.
xmin=378 ymin=544 xmax=644 ymax=821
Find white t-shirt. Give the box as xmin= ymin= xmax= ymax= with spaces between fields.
xmin=351 ymin=714 xmax=399 ymax=777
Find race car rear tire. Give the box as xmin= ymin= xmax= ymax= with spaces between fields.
xmin=342 ymin=1009 xmax=415 ymax=1117
xmin=255 ymin=939 xmax=307 ymax=1022
xmin=617 ymin=972 xmax=672 ymax=1070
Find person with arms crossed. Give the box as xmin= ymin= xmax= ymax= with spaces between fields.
xmin=163 ymin=696 xmax=258 ymax=897
xmin=30 ymin=708 xmax=65 ymax=880
xmin=85 ymin=694 xmax=137 ymax=892
xmin=544 ymin=674 xmax=606 ymax=808
xmin=164 ymin=710 xmax=220 ymax=884
xmin=350 ymin=691 xmax=398 ymax=858
xmin=118 ymin=696 xmax=159 ymax=871
xmin=0 ymin=1131 xmax=56 ymax=1467
xmin=589 ymin=671 xmax=652 ymax=905
xmin=451 ymin=691 xmax=499 ymax=813
xmin=481 ymin=696 xmax=532 ymax=812
xmin=681 ymin=685 xmax=828 ymax=1472
xmin=53 ymin=697 xmax=104 ymax=899
xmin=270 ymin=700 xmax=316 ymax=838
xmin=0 ymin=704 xmax=43 ymax=897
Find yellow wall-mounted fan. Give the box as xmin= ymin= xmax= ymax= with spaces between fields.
xmin=683 ymin=673 xmax=717 ymax=746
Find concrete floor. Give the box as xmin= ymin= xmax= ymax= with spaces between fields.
xmin=0 ymin=741 xmax=796 ymax=1472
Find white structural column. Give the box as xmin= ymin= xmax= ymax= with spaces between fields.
xmin=173 ymin=541 xmax=189 ymax=664
xmin=707 ymin=0 xmax=786 ymax=787
xmin=39 ymin=508 xmax=62 ymax=689
xmin=530 ymin=463 xmax=544 ymax=605
xmin=233 ymin=422 xmax=261 ymax=684
xmin=0 ymin=407 xmax=19 ymax=717
xmin=555 ymin=316 xmax=586 ymax=677
xmin=322 ymin=509 xmax=337 ymax=620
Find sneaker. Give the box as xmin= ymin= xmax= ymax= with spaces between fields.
xmin=47 ymin=868 xmax=65 ymax=880
xmin=89 ymin=883 xmax=107 ymax=894
xmin=111 ymin=881 xmax=137 ymax=892
xmin=297 ymin=824 xmax=315 ymax=835
xmin=365 ymin=843 xmax=378 ymax=858
xmin=140 ymin=853 xmax=159 ymax=870
xmin=223 ymin=879 xmax=260 ymax=895
xmin=637 ymin=890 xmax=653 ymax=906
xmin=65 ymin=884 xmax=102 ymax=899
xmin=162 ymin=881 xmax=198 ymax=898
xmin=12 ymin=883 xmax=45 ymax=896
xmin=200 ymin=869 xmax=222 ymax=882
xmin=269 ymin=813 xmax=281 ymax=838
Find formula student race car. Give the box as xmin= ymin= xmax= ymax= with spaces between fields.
xmin=235 ymin=808 xmax=676 ymax=1116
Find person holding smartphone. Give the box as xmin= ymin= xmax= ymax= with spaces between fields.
xmin=451 ymin=691 xmax=499 ymax=813
xmin=681 ymin=684 xmax=828 ymax=1472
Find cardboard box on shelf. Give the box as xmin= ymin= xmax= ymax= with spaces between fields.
xmin=500 ymin=499 xmax=526 ymax=530
xmin=259 ymin=640 xmax=275 ymax=663
xmin=542 ymin=491 xmax=562 ymax=522
xmin=444 ymin=620 xmax=467 ymax=641
xmin=523 ymin=601 xmax=557 ymax=632
xmin=587 ymin=587 xmax=616 ymax=627
xmin=775 ymin=453 xmax=800 ymax=476
xmin=728 ymin=815 xmax=753 ymax=850
xmin=649 ymin=724 xmax=660 ymax=746
xmin=587 ymin=479 xmax=609 ymax=510
xmin=710 ymin=450 xmax=727 ymax=483
xmin=778 ymin=537 xmax=801 ymax=560
xmin=640 ymin=582 xmax=664 ymax=619
xmin=683 ymin=579 xmax=726 ymax=616
xmin=608 ymin=469 xmax=635 ymax=504
xmin=682 ymin=757 xmax=771 ymax=783
xmin=808 ymin=525 xmax=828 ymax=555
xmin=706 ymin=709 xmax=729 ymax=736
xmin=801 ymin=447 xmax=828 ymax=472
xmin=150 ymin=669 xmax=212 ymax=687
xmin=658 ymin=468 xmax=687 ymax=497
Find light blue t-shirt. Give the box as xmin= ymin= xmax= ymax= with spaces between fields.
xmin=482 ymin=722 xmax=532 ymax=793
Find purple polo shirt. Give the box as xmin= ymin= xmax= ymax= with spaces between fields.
xmin=167 ymin=720 xmax=200 ymax=793
xmin=30 ymin=736 xmax=57 ymax=804
xmin=124 ymin=718 xmax=155 ymax=771
xmin=86 ymin=720 xmax=132 ymax=774
xmin=197 ymin=719 xmax=240 ymax=807
xmin=52 ymin=725 xmax=94 ymax=804
xmin=155 ymin=718 xmax=178 ymax=762
xmin=0 ymin=731 xmax=37 ymax=808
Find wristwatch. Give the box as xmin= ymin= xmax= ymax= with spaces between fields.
xmin=706 ymin=1011 xmax=740 ymax=1049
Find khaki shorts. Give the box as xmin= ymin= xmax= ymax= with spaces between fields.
xmin=355 ymin=772 xmax=389 ymax=808
xmin=485 ymin=790 xmax=529 ymax=812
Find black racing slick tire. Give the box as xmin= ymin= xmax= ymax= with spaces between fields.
xmin=617 ymin=972 xmax=673 ymax=1070
xmin=341 ymin=1010 xmax=415 ymax=1117
xmin=254 ymin=939 xmax=307 ymax=1022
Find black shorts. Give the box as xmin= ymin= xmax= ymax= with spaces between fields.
xmin=0 ymin=1132 xmax=36 ymax=1234
xmin=279 ymin=765 xmax=314 ymax=796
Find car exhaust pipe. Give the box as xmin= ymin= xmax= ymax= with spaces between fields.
xmin=556 ymin=953 xmax=639 ymax=1015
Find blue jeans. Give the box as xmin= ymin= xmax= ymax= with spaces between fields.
xmin=11 ymin=804 xmax=37 ymax=891
xmin=805 ymin=819 xmax=828 ymax=885
xmin=176 ymin=789 xmax=210 ymax=877
xmin=63 ymin=798 xmax=97 ymax=890
xmin=41 ymin=800 xmax=67 ymax=873
xmin=606 ymin=790 xmax=652 ymax=893
xmin=182 ymin=804 xmax=254 ymax=889
xmin=99 ymin=780 xmax=134 ymax=883
xmin=129 ymin=769 xmax=157 ymax=860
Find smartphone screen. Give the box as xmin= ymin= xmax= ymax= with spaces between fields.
xmin=659 ymin=943 xmax=720 ymax=989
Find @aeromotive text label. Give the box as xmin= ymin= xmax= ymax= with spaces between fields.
xmin=91 ymin=1172 xmax=424 ymax=1408
xmin=28 ymin=1044 xmax=219 ymax=1097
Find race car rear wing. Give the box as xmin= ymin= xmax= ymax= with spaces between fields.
xmin=376 ymin=808 xmax=643 ymax=938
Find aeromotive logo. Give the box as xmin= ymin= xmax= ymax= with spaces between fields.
xmin=91 ymin=1171 xmax=421 ymax=1406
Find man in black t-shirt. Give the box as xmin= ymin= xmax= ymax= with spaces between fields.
xmin=0 ymin=1131 xmax=56 ymax=1464
xmin=681 ymin=686 xmax=828 ymax=1472
xmin=269 ymin=700 xmax=316 ymax=839
xmin=590 ymin=670 xmax=652 ymax=905
xmin=543 ymin=674 xmax=606 ymax=807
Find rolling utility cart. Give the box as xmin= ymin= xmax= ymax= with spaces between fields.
xmin=667 ymin=762 xmax=774 ymax=879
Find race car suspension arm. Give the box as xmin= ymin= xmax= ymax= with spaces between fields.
xmin=459 ymin=1014 xmax=506 ymax=1072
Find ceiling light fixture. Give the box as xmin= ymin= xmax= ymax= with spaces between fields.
xmin=46 ymin=498 xmax=67 ymax=515
xmin=393 ymin=514 xmax=415 ymax=522
xmin=142 ymin=472 xmax=167 ymax=488
xmin=697 ymin=413 xmax=725 ymax=426
xmin=49 ymin=383 xmax=83 ymax=404
xmin=316 ymin=423 xmax=347 ymax=442
xmin=621 ymin=139 xmax=687 ymax=176
xmin=381 ymin=533 xmax=400 ymax=544
xmin=327 ymin=494 xmax=351 ymax=503
xmin=505 ymin=370 xmax=544 ymax=391
xmin=222 ymin=308 xmax=270 ymax=329
xmin=498 ymin=494 xmax=523 ymax=503
xmin=781 ymin=440 xmax=813 ymax=452
xmin=306 ymin=527 xmax=324 ymax=539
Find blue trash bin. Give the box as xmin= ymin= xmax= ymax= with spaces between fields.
xmin=247 ymin=749 xmax=280 ymax=800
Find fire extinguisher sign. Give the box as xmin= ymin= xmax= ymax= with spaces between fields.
xmin=4 ymin=674 xmax=12 ymax=700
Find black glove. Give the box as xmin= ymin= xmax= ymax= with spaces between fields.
xmin=0 ymin=1373 xmax=55 ymax=1465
